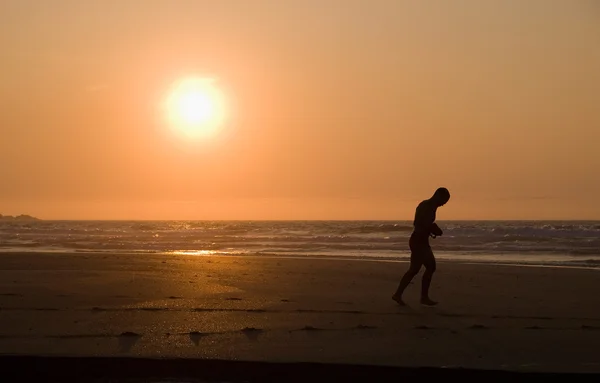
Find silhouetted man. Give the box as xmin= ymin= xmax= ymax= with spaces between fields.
xmin=392 ymin=187 xmax=450 ymax=306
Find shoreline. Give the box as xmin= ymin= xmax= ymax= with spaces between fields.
xmin=1 ymin=249 xmax=599 ymax=270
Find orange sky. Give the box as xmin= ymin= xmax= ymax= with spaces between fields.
xmin=1 ymin=0 xmax=599 ymax=220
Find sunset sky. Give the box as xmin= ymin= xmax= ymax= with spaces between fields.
xmin=1 ymin=0 xmax=599 ymax=220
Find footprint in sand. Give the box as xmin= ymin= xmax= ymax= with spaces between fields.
xmin=118 ymin=332 xmax=141 ymax=353
xmin=355 ymin=324 xmax=377 ymax=330
xmin=241 ymin=327 xmax=263 ymax=341
xmin=189 ymin=331 xmax=207 ymax=345
xmin=120 ymin=331 xmax=140 ymax=337
xmin=298 ymin=326 xmax=323 ymax=332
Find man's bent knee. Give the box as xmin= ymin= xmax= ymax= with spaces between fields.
xmin=406 ymin=265 xmax=421 ymax=277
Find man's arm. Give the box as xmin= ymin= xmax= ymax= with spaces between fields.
xmin=430 ymin=223 xmax=443 ymax=237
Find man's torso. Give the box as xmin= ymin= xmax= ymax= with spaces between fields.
xmin=410 ymin=200 xmax=437 ymax=247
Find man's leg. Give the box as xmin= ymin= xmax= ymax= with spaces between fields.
xmin=420 ymin=248 xmax=438 ymax=306
xmin=392 ymin=254 xmax=422 ymax=305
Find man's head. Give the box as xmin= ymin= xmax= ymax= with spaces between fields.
xmin=431 ymin=187 xmax=450 ymax=207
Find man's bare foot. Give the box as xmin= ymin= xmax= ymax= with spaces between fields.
xmin=420 ymin=297 xmax=438 ymax=306
xmin=392 ymin=295 xmax=406 ymax=306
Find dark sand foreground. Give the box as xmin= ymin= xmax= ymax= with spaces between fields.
xmin=0 ymin=252 xmax=599 ymax=379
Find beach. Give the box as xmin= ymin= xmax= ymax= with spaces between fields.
xmin=0 ymin=251 xmax=598 ymax=376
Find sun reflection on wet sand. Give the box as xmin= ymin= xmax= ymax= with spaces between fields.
xmin=168 ymin=250 xmax=220 ymax=256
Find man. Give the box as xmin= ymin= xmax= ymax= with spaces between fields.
xmin=392 ymin=187 xmax=450 ymax=306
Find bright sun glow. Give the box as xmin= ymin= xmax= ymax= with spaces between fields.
xmin=164 ymin=77 xmax=226 ymax=138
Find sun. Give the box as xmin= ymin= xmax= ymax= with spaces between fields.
xmin=164 ymin=77 xmax=226 ymax=138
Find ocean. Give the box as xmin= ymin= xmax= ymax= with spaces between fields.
xmin=1 ymin=220 xmax=599 ymax=268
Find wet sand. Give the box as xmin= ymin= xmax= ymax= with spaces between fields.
xmin=0 ymin=252 xmax=599 ymax=376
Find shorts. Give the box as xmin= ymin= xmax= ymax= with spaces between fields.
xmin=409 ymin=233 xmax=436 ymax=271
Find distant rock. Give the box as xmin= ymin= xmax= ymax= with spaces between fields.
xmin=0 ymin=214 xmax=40 ymax=221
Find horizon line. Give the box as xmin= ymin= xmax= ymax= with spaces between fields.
xmin=7 ymin=218 xmax=600 ymax=222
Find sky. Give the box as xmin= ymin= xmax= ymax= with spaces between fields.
xmin=1 ymin=0 xmax=599 ymax=220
